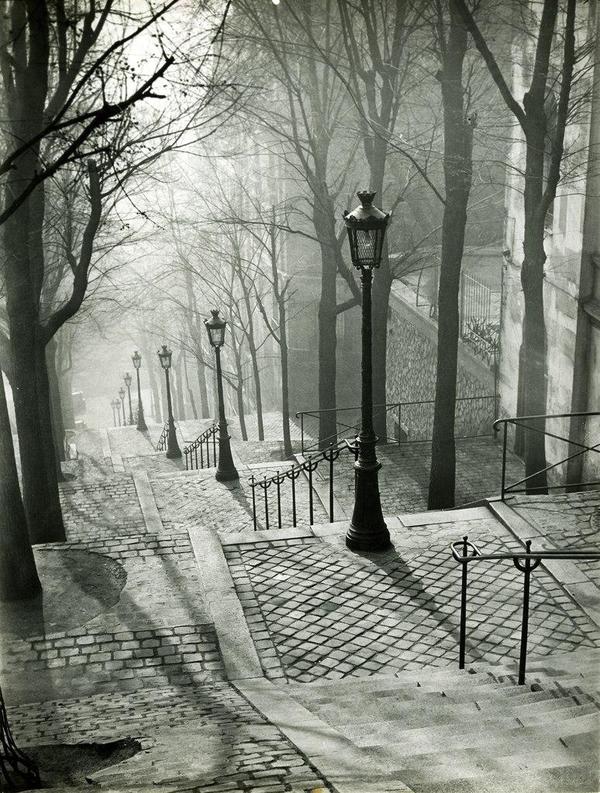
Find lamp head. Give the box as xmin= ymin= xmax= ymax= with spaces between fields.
xmin=343 ymin=191 xmax=390 ymax=270
xmin=204 ymin=309 xmax=227 ymax=348
xmin=158 ymin=344 xmax=172 ymax=370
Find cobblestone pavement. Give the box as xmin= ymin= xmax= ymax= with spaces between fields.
xmin=230 ymin=412 xmax=304 ymax=443
xmin=508 ymin=491 xmax=600 ymax=588
xmin=8 ymin=684 xmax=331 ymax=792
xmin=318 ymin=438 xmax=525 ymax=519
xmin=151 ymin=467 xmax=328 ymax=537
xmin=60 ymin=476 xmax=145 ymax=542
xmin=223 ymin=517 xmax=600 ymax=684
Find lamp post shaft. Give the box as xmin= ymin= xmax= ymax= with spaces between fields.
xmin=111 ymin=403 xmax=116 ymax=427
xmin=215 ymin=346 xmax=238 ymax=481
xmin=135 ymin=369 xmax=147 ymax=431
xmin=164 ymin=368 xmax=182 ymax=459
xmin=126 ymin=383 xmax=134 ymax=425
xmin=120 ymin=395 xmax=125 ymax=426
xmin=346 ymin=268 xmax=391 ymax=552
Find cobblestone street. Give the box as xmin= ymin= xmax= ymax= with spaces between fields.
xmin=3 ymin=424 xmax=599 ymax=792
xmin=223 ymin=516 xmax=600 ymax=683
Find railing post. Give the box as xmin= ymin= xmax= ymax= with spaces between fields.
xmin=329 ymin=444 xmax=334 ymax=523
xmin=501 ymin=423 xmax=508 ymax=500
xmin=251 ymin=476 xmax=257 ymax=531
xmin=291 ymin=471 xmax=297 ymax=527
xmin=276 ymin=471 xmax=282 ymax=529
xmin=308 ymin=460 xmax=314 ymax=525
xmin=459 ymin=535 xmax=468 ymax=670
xmin=263 ymin=477 xmax=270 ymax=531
xmin=518 ymin=540 xmax=533 ymax=685
xmin=300 ymin=413 xmax=305 ymax=454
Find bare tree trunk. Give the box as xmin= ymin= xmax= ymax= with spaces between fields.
xmin=183 ymin=352 xmax=198 ymax=420
xmin=428 ymin=3 xmax=473 ymax=509
xmin=194 ymin=339 xmax=210 ymax=418
xmin=0 ymin=371 xmax=42 ymax=601
xmin=143 ymin=345 xmax=162 ymax=423
xmin=46 ymin=336 xmax=65 ymax=463
xmin=173 ymin=359 xmax=186 ymax=421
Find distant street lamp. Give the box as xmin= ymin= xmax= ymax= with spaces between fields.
xmin=113 ymin=397 xmax=122 ymax=426
xmin=131 ymin=351 xmax=148 ymax=432
xmin=343 ymin=191 xmax=391 ymax=552
xmin=204 ymin=310 xmax=239 ymax=482
xmin=123 ymin=372 xmax=134 ymax=425
xmin=111 ymin=399 xmax=118 ymax=427
xmin=157 ymin=344 xmax=182 ymax=459
xmin=118 ymin=386 xmax=126 ymax=428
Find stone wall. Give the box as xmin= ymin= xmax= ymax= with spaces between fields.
xmin=386 ymin=286 xmax=496 ymax=439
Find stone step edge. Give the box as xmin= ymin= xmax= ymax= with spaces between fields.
xmin=487 ymin=500 xmax=600 ymax=630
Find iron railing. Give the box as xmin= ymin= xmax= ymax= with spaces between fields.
xmin=249 ymin=440 xmax=357 ymax=530
xmin=296 ymin=395 xmax=498 ymax=454
xmin=451 ymin=536 xmax=600 ymax=684
xmin=494 ymin=411 xmax=600 ymax=499
xmin=184 ymin=425 xmax=218 ymax=470
xmin=155 ymin=421 xmax=169 ymax=452
xmin=401 ymin=269 xmax=500 ymax=366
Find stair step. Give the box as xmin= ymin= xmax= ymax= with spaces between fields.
xmin=401 ymin=764 xmax=600 ymax=793
xmin=518 ymin=702 xmax=600 ymax=726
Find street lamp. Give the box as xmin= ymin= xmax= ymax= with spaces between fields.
xmin=113 ymin=397 xmax=122 ymax=426
xmin=118 ymin=386 xmax=126 ymax=428
xmin=111 ymin=399 xmax=118 ymax=427
xmin=157 ymin=344 xmax=182 ymax=459
xmin=204 ymin=310 xmax=239 ymax=482
xmin=123 ymin=372 xmax=134 ymax=425
xmin=131 ymin=351 xmax=148 ymax=432
xmin=343 ymin=190 xmax=391 ymax=552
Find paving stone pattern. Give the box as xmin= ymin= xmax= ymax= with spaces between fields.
xmin=318 ymin=438 xmax=525 ymax=518
xmin=509 ymin=492 xmax=600 ymax=587
xmin=8 ymin=684 xmax=331 ymax=792
xmin=60 ymin=476 xmax=145 ymax=542
xmin=3 ymin=624 xmax=223 ymax=703
xmin=224 ymin=527 xmax=600 ymax=683
xmin=152 ymin=468 xmax=328 ymax=537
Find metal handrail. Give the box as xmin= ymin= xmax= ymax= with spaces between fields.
xmin=249 ymin=439 xmax=357 ymax=530
xmin=183 ymin=424 xmax=218 ymax=470
xmin=493 ymin=411 xmax=600 ymax=498
xmin=155 ymin=421 xmax=169 ymax=452
xmin=451 ymin=536 xmax=600 ymax=684
xmin=296 ymin=395 xmax=498 ymax=454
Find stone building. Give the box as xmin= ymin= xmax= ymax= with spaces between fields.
xmin=499 ymin=4 xmax=600 ymax=482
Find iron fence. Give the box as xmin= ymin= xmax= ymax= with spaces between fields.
xmin=184 ymin=425 xmax=218 ymax=470
xmin=296 ymin=395 xmax=498 ymax=454
xmin=155 ymin=421 xmax=169 ymax=452
xmin=249 ymin=440 xmax=357 ymax=530
xmin=494 ymin=411 xmax=600 ymax=498
xmin=451 ymin=536 xmax=600 ymax=684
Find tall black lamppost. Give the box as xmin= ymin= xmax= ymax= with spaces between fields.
xmin=343 ymin=191 xmax=391 ymax=552
xmin=118 ymin=387 xmax=126 ymax=428
xmin=111 ymin=399 xmax=118 ymax=427
xmin=131 ymin=351 xmax=148 ymax=432
xmin=123 ymin=372 xmax=134 ymax=425
xmin=157 ymin=344 xmax=182 ymax=459
xmin=204 ymin=310 xmax=239 ymax=482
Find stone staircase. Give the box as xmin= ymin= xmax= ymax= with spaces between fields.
xmin=281 ymin=647 xmax=600 ymax=792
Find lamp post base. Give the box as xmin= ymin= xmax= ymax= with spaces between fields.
xmin=166 ymin=448 xmax=182 ymax=459
xmin=345 ymin=522 xmax=391 ymax=552
xmin=216 ymin=467 xmax=239 ymax=482
xmin=346 ymin=458 xmax=391 ymax=552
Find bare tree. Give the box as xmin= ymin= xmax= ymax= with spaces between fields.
xmin=454 ymin=0 xmax=585 ymax=491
